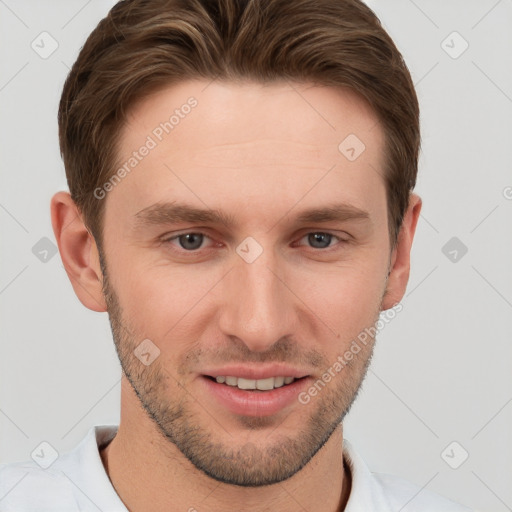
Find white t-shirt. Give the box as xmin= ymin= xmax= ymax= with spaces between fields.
xmin=0 ymin=425 xmax=475 ymax=511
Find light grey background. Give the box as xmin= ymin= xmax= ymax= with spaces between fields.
xmin=1 ymin=1 xmax=511 ymax=510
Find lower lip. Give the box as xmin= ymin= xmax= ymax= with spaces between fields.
xmin=200 ymin=376 xmax=311 ymax=417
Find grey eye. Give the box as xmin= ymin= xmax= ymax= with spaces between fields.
xmin=177 ymin=233 xmax=205 ymax=250
xmin=307 ymin=232 xmax=333 ymax=249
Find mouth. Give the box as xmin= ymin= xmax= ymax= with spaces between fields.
xmin=200 ymin=374 xmax=312 ymax=417
xmin=203 ymin=374 xmax=308 ymax=391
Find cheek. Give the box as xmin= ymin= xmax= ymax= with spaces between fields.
xmin=294 ymin=258 xmax=387 ymax=340
xmin=112 ymin=257 xmax=223 ymax=341
xmin=110 ymin=234 xmax=388 ymax=345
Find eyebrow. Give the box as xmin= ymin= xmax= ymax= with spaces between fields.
xmin=133 ymin=201 xmax=370 ymax=229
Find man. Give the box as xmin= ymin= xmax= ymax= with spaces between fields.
xmin=0 ymin=0 xmax=474 ymax=510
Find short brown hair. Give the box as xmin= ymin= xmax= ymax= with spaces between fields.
xmin=58 ymin=0 xmax=420 ymax=248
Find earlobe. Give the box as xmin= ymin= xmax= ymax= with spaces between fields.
xmin=381 ymin=193 xmax=422 ymax=310
xmin=50 ymin=191 xmax=107 ymax=312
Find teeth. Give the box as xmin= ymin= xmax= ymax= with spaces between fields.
xmin=274 ymin=376 xmax=285 ymax=387
xmin=214 ymin=375 xmax=297 ymax=390
xmin=256 ymin=377 xmax=275 ymax=390
xmin=237 ymin=377 xmax=256 ymax=390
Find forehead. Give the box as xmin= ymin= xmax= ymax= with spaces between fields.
xmin=121 ymin=79 xmax=382 ymax=156
xmin=106 ymin=79 xmax=386 ymax=230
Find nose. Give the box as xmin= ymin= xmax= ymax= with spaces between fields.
xmin=217 ymin=245 xmax=297 ymax=352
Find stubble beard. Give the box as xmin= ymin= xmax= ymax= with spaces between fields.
xmin=100 ymin=258 xmax=380 ymax=487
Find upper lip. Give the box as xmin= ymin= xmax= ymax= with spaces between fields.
xmin=202 ymin=364 xmax=310 ymax=380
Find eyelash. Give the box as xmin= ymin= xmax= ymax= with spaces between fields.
xmin=161 ymin=231 xmax=349 ymax=254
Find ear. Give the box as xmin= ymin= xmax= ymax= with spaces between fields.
xmin=50 ymin=191 xmax=107 ymax=312
xmin=381 ymin=193 xmax=422 ymax=310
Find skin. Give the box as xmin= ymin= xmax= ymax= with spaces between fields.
xmin=51 ymin=80 xmax=421 ymax=511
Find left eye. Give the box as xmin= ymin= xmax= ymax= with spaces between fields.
xmin=297 ymin=232 xmax=341 ymax=249
xmin=163 ymin=231 xmax=343 ymax=252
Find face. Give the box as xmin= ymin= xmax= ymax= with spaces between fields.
xmin=100 ymin=80 xmax=392 ymax=486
